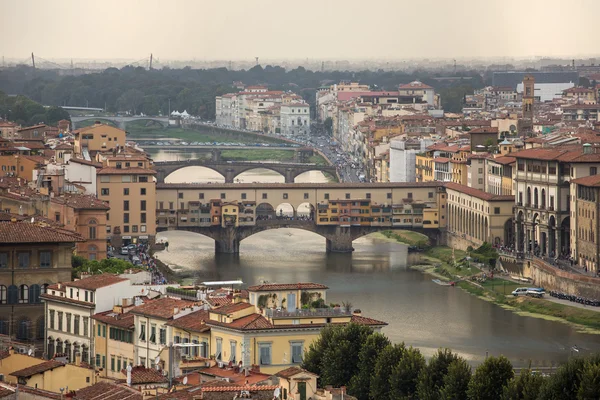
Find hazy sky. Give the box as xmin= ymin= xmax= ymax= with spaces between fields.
xmin=1 ymin=0 xmax=599 ymax=61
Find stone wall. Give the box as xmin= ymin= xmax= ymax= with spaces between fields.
xmin=524 ymin=259 xmax=600 ymax=298
xmin=445 ymin=232 xmax=478 ymax=251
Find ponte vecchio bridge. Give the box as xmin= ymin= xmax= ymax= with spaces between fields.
xmin=156 ymin=182 xmax=447 ymax=253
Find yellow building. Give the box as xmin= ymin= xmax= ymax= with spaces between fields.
xmin=571 ymin=175 xmax=600 ymax=272
xmin=415 ymin=153 xmax=434 ymax=182
xmin=446 ymin=182 xmax=514 ymax=248
xmin=97 ymin=155 xmax=156 ymax=247
xmin=93 ymin=305 xmax=135 ymax=379
xmin=73 ymin=122 xmax=127 ymax=156
xmin=221 ymin=201 xmax=239 ymax=227
xmin=130 ymin=297 xmax=205 ymax=371
xmin=207 ymin=283 xmax=387 ymax=375
xmin=0 ymin=349 xmax=47 ymax=384
xmin=10 ymin=356 xmax=96 ymax=392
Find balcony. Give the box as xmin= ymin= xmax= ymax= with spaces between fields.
xmin=265 ymin=307 xmax=352 ymax=319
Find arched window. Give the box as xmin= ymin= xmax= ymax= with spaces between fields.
xmin=0 ymin=285 xmax=6 ymax=305
xmin=88 ymin=219 xmax=97 ymax=240
xmin=541 ymin=189 xmax=546 ymax=208
xmin=41 ymin=283 xmax=49 ymax=294
xmin=7 ymin=285 xmax=17 ymax=304
xmin=88 ymin=245 xmax=98 ymax=261
xmin=19 ymin=285 xmax=29 ymax=304
xmin=56 ymin=339 xmax=63 ymax=355
xmin=534 ymin=188 xmax=539 ymax=208
xmin=29 ymin=284 xmax=41 ymax=304
xmin=47 ymin=337 xmax=55 ymax=358
xmin=65 ymin=341 xmax=72 ymax=362
xmin=527 ymin=187 xmax=532 ymax=206
xmin=17 ymin=317 xmax=30 ymax=340
xmin=81 ymin=345 xmax=89 ymax=363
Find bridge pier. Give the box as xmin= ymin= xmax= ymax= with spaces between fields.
xmin=225 ymin=169 xmax=236 ymax=183
xmin=214 ymin=226 xmax=241 ymax=253
xmin=326 ymin=226 xmax=354 ymax=253
xmin=285 ymin=169 xmax=295 ymax=184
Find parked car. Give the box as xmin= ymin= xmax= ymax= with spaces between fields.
xmin=527 ymin=288 xmax=545 ymax=298
xmin=511 ymin=287 xmax=529 ymax=296
xmin=131 ymin=256 xmax=141 ymax=265
xmin=120 ymin=247 xmax=129 ymax=255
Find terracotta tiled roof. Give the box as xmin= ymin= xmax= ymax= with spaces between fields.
xmin=10 ymin=360 xmax=64 ymax=377
xmin=206 ymin=296 xmax=232 ymax=308
xmin=490 ymin=156 xmax=516 ymax=165
xmin=434 ymin=157 xmax=450 ymax=164
xmin=119 ymin=366 xmax=168 ymax=384
xmin=207 ymin=313 xmax=273 ymax=331
xmin=350 ymin=314 xmax=388 ymax=326
xmin=67 ymin=274 xmax=128 ymax=290
xmin=130 ymin=297 xmax=197 ymax=319
xmin=52 ymin=194 xmax=109 ymax=210
xmin=211 ymin=302 xmax=254 ymax=315
xmin=72 ymin=381 xmax=142 ymax=400
xmin=202 ymin=385 xmax=279 ymax=392
xmin=444 ymin=182 xmax=514 ymax=202
xmin=40 ymin=293 xmax=94 ymax=307
xmin=166 ymin=309 xmax=211 ymax=333
xmin=570 ymin=175 xmax=600 ymax=187
xmin=0 ymin=221 xmax=85 ymax=243
xmin=562 ymin=104 xmax=600 ymax=110
xmin=247 ymin=283 xmax=329 ymax=292
xmin=399 ymin=81 xmax=433 ymax=90
xmin=68 ymin=158 xmax=102 ymax=168
xmin=93 ymin=310 xmax=135 ymax=329
xmin=275 ymin=366 xmax=317 ymax=379
xmin=97 ymin=167 xmax=156 ymax=175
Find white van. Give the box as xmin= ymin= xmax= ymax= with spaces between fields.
xmin=511 ymin=287 xmax=529 ymax=296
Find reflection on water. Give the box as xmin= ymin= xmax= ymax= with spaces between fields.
xmin=156 ymin=229 xmax=600 ymax=367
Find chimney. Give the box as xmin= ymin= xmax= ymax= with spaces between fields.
xmin=353 ymin=309 xmax=362 ymax=317
xmin=126 ymin=364 xmax=132 ymax=386
xmin=583 ymin=143 xmax=593 ymax=154
xmin=173 ymin=307 xmax=179 ymax=315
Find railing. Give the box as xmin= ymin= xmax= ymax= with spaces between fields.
xmin=265 ymin=307 xmax=352 ymax=319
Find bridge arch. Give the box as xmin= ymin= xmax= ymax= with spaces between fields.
xmin=293 ymin=169 xmax=337 ymax=183
xmin=163 ymin=166 xmax=226 ymax=184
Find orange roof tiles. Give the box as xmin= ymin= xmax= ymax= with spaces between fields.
xmin=119 ymin=366 xmax=168 ymax=384
xmin=93 ymin=310 xmax=135 ymax=329
xmin=10 ymin=360 xmax=64 ymax=377
xmin=167 ymin=309 xmax=211 ymax=333
xmin=275 ymin=366 xmax=317 ymax=378
xmin=212 ymin=302 xmax=254 ymax=315
xmin=445 ymin=182 xmax=514 ymax=202
xmin=202 ymin=385 xmax=279 ymax=392
xmin=570 ymin=175 xmax=600 ymax=187
xmin=72 ymin=381 xmax=142 ymax=400
xmin=68 ymin=274 xmax=128 ymax=290
xmin=0 ymin=221 xmax=85 ymax=243
xmin=130 ymin=297 xmax=197 ymax=319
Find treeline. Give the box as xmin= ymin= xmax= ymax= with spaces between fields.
xmin=303 ymin=323 xmax=600 ymax=400
xmin=0 ymin=65 xmax=486 ymax=119
xmin=71 ymin=256 xmax=135 ymax=279
xmin=0 ymin=90 xmax=71 ymax=126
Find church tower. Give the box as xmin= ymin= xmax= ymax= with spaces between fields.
xmin=519 ymin=75 xmax=535 ymax=138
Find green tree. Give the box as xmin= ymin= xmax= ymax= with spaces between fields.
xmin=302 ymin=324 xmax=340 ymax=379
xmin=72 ymin=257 xmax=136 ymax=279
xmin=440 ymin=358 xmax=471 ymax=400
xmin=467 ymin=356 xmax=514 ymax=400
xmin=370 ymin=343 xmax=406 ymax=400
xmin=319 ymin=323 xmax=373 ymax=387
xmin=389 ymin=346 xmax=426 ymax=399
xmin=117 ymin=88 xmax=145 ymax=114
xmin=417 ymin=348 xmax=461 ymax=400
xmin=577 ymin=362 xmax=600 ymax=400
xmin=44 ymin=106 xmax=71 ymax=126
xmin=348 ymin=333 xmax=390 ymax=400
xmin=538 ymin=357 xmax=587 ymax=400
xmin=501 ymin=369 xmax=545 ymax=400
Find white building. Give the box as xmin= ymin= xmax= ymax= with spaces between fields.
xmin=389 ymin=139 xmax=433 ymax=182
xmin=516 ymin=82 xmax=575 ymax=102
xmin=398 ymin=81 xmax=436 ymax=106
xmin=280 ymin=103 xmax=310 ymax=136
xmin=42 ymin=274 xmax=175 ymax=364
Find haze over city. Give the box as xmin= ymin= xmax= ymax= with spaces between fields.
xmin=2 ymin=0 xmax=600 ymax=61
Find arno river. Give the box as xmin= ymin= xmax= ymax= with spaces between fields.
xmin=150 ymin=149 xmax=600 ymax=367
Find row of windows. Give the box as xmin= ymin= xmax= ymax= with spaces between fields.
xmin=49 ymin=310 xmax=89 ymax=336
xmin=101 ymin=188 xmax=147 ymax=196
xmin=138 ymin=323 xmax=167 ymax=345
xmin=214 ymin=338 xmax=303 ymax=365
xmin=0 ymin=165 xmax=24 ymax=172
xmin=0 ymin=284 xmax=48 ymax=304
xmin=182 ymin=192 xmax=430 ymax=201
xmin=99 ymin=176 xmax=150 ymax=183
xmin=0 ymin=251 xmax=52 ymax=268
xmin=109 ymin=327 xmax=133 ymax=343
xmin=119 ymin=224 xmax=147 ymax=233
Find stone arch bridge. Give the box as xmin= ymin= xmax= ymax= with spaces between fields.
xmin=157 ymin=220 xmax=441 ymax=254
xmin=70 ymin=116 xmax=169 ymax=130
xmin=153 ymin=160 xmax=339 ymax=183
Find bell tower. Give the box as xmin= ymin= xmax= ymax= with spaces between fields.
xmin=519 ymin=74 xmax=535 ymax=138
